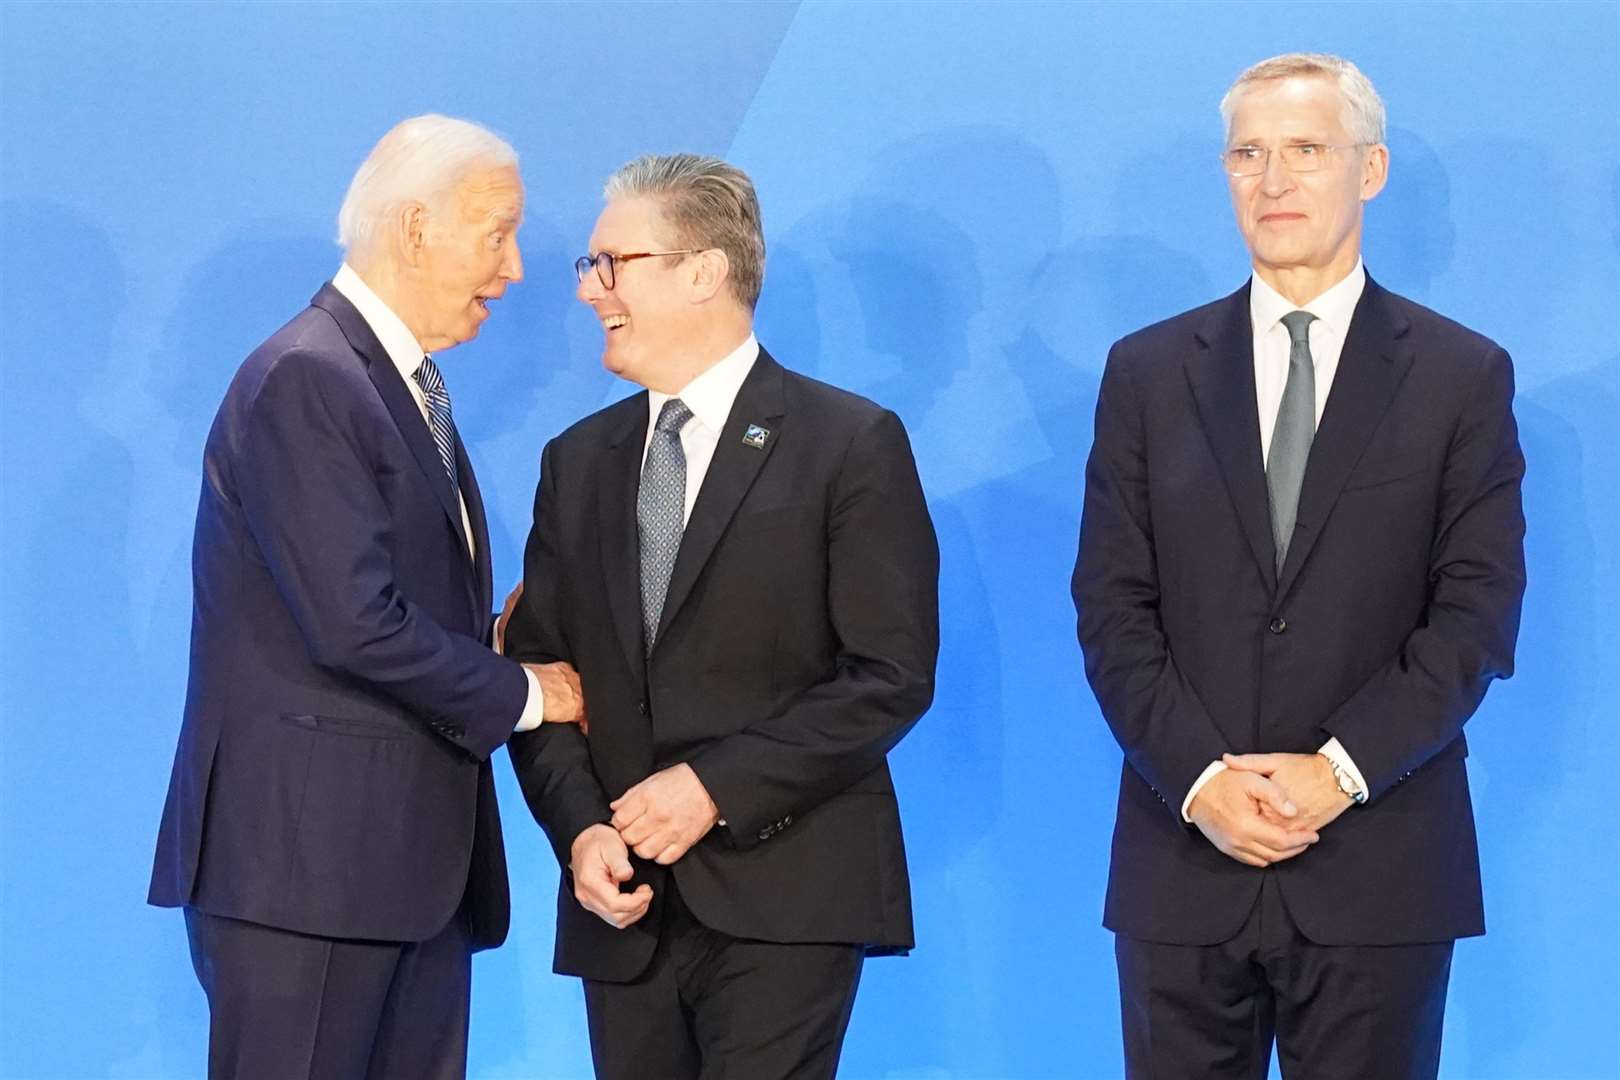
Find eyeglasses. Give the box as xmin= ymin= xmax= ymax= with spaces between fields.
xmin=1222 ymin=143 xmax=1369 ymax=177
xmin=574 ymin=249 xmax=703 ymax=290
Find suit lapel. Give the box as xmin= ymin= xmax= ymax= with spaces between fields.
xmin=457 ymin=436 xmax=494 ymax=634
xmin=312 ymin=284 xmax=472 ymax=565
xmin=600 ymin=397 xmax=650 ymax=681
xmin=654 ymin=351 xmax=788 ymax=652
xmin=1185 ymin=284 xmax=1277 ymax=587
xmin=1276 ymin=277 xmax=1413 ymax=599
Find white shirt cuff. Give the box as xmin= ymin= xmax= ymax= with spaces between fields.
xmin=514 ymin=666 xmax=545 ymax=732
xmin=1318 ymin=737 xmax=1367 ymax=800
xmin=1182 ymin=760 xmax=1228 ymax=822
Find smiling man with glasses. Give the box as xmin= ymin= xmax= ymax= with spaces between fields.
xmin=504 ymin=153 xmax=939 ymax=1080
xmin=1072 ymin=53 xmax=1525 ymax=1078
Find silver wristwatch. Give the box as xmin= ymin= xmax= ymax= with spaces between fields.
xmin=1325 ymin=756 xmax=1368 ymax=804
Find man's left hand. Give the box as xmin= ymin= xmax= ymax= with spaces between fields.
xmin=1222 ymin=752 xmax=1353 ymax=833
xmin=609 ymin=763 xmax=720 ymax=865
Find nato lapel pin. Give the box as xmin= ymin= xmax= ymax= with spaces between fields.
xmin=742 ymin=423 xmax=770 ymax=450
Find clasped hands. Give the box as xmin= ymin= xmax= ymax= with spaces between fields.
xmin=1187 ymin=752 xmax=1354 ymax=868
xmin=570 ymin=763 xmax=722 ymax=930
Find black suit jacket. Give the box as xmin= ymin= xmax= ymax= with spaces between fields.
xmin=149 ymin=284 xmax=525 ymax=949
xmin=1072 ymin=276 xmax=1525 ymax=946
xmin=506 ymin=348 xmax=939 ymax=982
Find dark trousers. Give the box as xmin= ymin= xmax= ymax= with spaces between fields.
xmin=184 ymin=906 xmax=473 ymax=1080
xmin=1115 ymin=874 xmax=1454 ymax=1080
xmin=583 ymin=880 xmax=865 ymax=1080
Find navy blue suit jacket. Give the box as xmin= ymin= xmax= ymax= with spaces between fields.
xmin=1073 ymin=277 xmax=1525 ymax=946
xmin=149 ymin=283 xmax=527 ymax=948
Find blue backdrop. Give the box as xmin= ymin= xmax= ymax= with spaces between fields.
xmin=2 ymin=2 xmax=1616 ymax=1078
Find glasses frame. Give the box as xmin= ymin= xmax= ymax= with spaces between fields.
xmin=1221 ymin=142 xmax=1371 ymax=177
xmin=575 ymin=249 xmax=705 ymax=290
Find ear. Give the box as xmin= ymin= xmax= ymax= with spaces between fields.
xmin=686 ymin=249 xmax=730 ymax=304
xmin=395 ymin=202 xmax=430 ymax=267
xmin=1359 ymin=142 xmax=1389 ymax=204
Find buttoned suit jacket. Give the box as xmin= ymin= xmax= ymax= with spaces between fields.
xmin=505 ymin=348 xmax=940 ymax=982
xmin=1072 ymin=276 xmax=1525 ymax=946
xmin=149 ymin=283 xmax=527 ymax=949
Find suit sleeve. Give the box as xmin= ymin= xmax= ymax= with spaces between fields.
xmin=505 ymin=439 xmax=613 ymax=868
xmin=1072 ymin=342 xmax=1232 ymax=821
xmin=234 ymin=350 xmax=528 ymax=761
xmin=1320 ymin=345 xmax=1525 ymax=799
xmin=688 ymin=409 xmax=939 ymax=851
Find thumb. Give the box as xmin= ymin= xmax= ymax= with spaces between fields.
xmin=1223 ymin=752 xmax=1280 ymax=775
xmin=1244 ymin=773 xmax=1298 ymax=818
xmin=606 ymin=842 xmax=634 ymax=883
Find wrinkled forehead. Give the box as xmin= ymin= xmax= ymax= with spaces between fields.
xmin=455 ymin=165 xmax=525 ymax=225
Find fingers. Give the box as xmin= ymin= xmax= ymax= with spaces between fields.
xmin=577 ymin=879 xmax=653 ymax=929
xmin=653 ymin=842 xmax=686 ymax=866
xmin=1223 ymin=752 xmax=1285 ymax=774
xmin=1238 ymin=773 xmax=1298 ymax=820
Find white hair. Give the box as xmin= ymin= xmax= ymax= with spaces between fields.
xmin=336 ymin=114 xmax=518 ymax=257
xmin=1220 ymin=53 xmax=1386 ymax=146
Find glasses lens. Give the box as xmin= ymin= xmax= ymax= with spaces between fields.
xmin=1224 ymin=148 xmax=1263 ymax=176
xmin=574 ymin=256 xmax=591 ymax=282
xmin=597 ymin=252 xmax=615 ymax=290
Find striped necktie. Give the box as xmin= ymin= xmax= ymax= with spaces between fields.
xmin=411 ymin=355 xmax=460 ymax=492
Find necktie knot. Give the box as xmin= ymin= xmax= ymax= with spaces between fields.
xmin=656 ymin=398 xmax=693 ymax=434
xmin=1280 ymin=310 xmax=1316 ymax=349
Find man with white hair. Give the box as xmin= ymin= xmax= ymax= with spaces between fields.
xmin=149 ymin=114 xmax=583 ymax=1079
xmin=1073 ymin=54 xmax=1525 ymax=1077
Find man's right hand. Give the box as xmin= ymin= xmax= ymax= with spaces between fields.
xmin=523 ymin=661 xmax=587 ymax=731
xmin=1188 ymin=768 xmax=1320 ymax=868
xmin=570 ymin=823 xmax=653 ymax=929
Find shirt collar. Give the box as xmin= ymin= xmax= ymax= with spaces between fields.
xmin=332 ymin=263 xmax=427 ymax=385
xmin=649 ymin=333 xmax=760 ymax=434
xmin=1249 ymin=259 xmax=1366 ymax=340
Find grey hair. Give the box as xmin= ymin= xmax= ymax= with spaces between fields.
xmin=1220 ymin=53 xmax=1386 ymax=146
xmin=604 ymin=154 xmax=765 ymax=310
xmin=337 ymin=114 xmax=518 ymax=257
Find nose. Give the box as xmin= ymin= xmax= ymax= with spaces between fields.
xmin=576 ymin=265 xmax=605 ymax=304
xmin=502 ymin=238 xmax=523 ymax=283
xmin=1259 ymin=149 xmax=1295 ymax=196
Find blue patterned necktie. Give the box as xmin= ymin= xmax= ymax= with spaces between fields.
xmin=411 ymin=355 xmax=460 ymax=493
xmin=638 ymin=398 xmax=692 ymax=654
xmin=1267 ymin=311 xmax=1318 ymax=573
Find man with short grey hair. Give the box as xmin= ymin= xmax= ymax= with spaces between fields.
xmin=1073 ymin=54 xmax=1524 ymax=1077
xmin=504 ymin=153 xmax=939 ymax=1079
xmin=149 ymin=114 xmax=583 ymax=1079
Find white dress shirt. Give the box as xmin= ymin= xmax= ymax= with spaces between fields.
xmin=1181 ymin=263 xmax=1370 ymax=820
xmin=331 ymin=264 xmax=543 ymax=732
xmin=642 ymin=333 xmax=760 ymax=522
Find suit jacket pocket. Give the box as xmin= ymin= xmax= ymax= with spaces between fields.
xmin=278 ymin=712 xmax=407 ymax=740
xmin=1340 ymin=454 xmax=1427 ymax=492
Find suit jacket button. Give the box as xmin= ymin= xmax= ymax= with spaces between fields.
xmin=757 ymin=827 xmax=772 ymax=841
xmin=1268 ymin=617 xmax=1288 ymax=634
xmin=638 ymin=700 xmax=648 ymax=716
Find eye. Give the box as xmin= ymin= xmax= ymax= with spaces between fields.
xmin=1296 ymin=144 xmax=1323 ymax=157
xmin=1235 ymin=146 xmax=1262 ymax=160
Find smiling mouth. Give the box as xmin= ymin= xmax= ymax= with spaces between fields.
xmin=602 ymin=314 xmax=628 ymax=332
